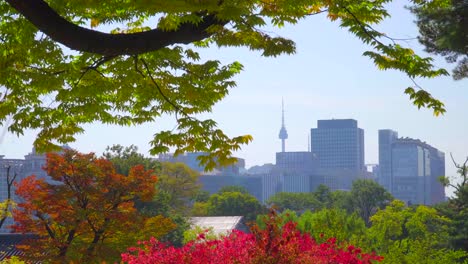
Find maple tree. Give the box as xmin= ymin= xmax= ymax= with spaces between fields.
xmin=122 ymin=210 xmax=383 ymax=264
xmin=0 ymin=1 xmax=449 ymax=169
xmin=11 ymin=150 xmax=175 ymax=263
xmin=102 ymin=144 xmax=196 ymax=246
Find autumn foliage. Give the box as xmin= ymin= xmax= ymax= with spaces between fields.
xmin=12 ymin=150 xmax=173 ymax=263
xmin=122 ymin=211 xmax=383 ymax=264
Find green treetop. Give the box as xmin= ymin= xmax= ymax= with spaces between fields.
xmin=0 ymin=0 xmax=449 ymax=169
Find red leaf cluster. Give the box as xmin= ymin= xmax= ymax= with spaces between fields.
xmin=122 ymin=212 xmax=383 ymax=264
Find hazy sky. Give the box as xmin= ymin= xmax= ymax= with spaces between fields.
xmin=1 ymin=2 xmax=467 ymax=188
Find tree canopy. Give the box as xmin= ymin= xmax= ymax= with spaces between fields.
xmin=267 ymin=192 xmax=321 ymax=212
xmin=156 ymin=162 xmax=201 ymax=213
xmin=103 ymin=144 xmax=161 ymax=175
xmin=12 ymin=150 xmax=174 ymax=263
xmin=364 ymin=200 xmax=467 ymax=263
xmin=218 ymin=185 xmax=249 ymax=194
xmin=206 ymin=189 xmax=264 ymax=221
xmin=410 ymin=0 xmax=467 ymax=80
xmin=349 ymin=179 xmax=393 ymax=226
xmin=0 ymin=0 xmax=450 ymax=168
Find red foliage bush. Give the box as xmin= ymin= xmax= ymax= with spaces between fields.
xmin=122 ymin=212 xmax=383 ymax=264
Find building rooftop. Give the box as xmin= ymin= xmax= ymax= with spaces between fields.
xmin=190 ymin=216 xmax=246 ymax=235
xmin=0 ymin=234 xmax=37 ymax=261
xmin=394 ymin=137 xmax=442 ymax=153
xmin=317 ymin=119 xmax=358 ymax=129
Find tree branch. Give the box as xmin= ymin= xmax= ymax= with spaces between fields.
xmin=36 ymin=212 xmax=56 ymax=239
xmin=133 ymin=56 xmax=192 ymax=120
xmin=0 ymin=166 xmax=17 ymax=229
xmin=6 ymin=0 xmax=224 ymax=56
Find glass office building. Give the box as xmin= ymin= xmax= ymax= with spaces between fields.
xmin=378 ymin=129 xmax=398 ymax=191
xmin=378 ymin=134 xmax=445 ymax=205
xmin=311 ymin=119 xmax=365 ymax=171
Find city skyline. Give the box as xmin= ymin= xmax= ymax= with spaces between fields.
xmin=0 ymin=104 xmax=462 ymax=199
xmin=0 ymin=117 xmax=447 ymax=174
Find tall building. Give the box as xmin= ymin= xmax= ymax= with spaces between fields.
xmin=310 ymin=119 xmax=365 ymax=190
xmin=378 ymin=133 xmax=445 ymax=205
xmin=278 ymin=99 xmax=288 ymax=152
xmin=378 ymin=129 xmax=398 ymax=191
xmin=311 ymin=119 xmax=365 ymax=171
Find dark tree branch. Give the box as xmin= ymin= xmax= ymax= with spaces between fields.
xmin=6 ymin=0 xmax=225 ymax=56
xmin=448 ymin=153 xmax=468 ymax=192
xmin=36 ymin=212 xmax=56 ymax=239
xmin=27 ymin=66 xmax=67 ymax=75
xmin=0 ymin=166 xmax=16 ymax=229
xmin=73 ymin=56 xmax=115 ymax=87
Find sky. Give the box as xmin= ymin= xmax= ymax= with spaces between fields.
xmin=1 ymin=2 xmax=467 ymax=193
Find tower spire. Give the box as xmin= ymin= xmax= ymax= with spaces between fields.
xmin=282 ymin=97 xmax=285 ymax=128
xmin=278 ymin=98 xmax=288 ymax=152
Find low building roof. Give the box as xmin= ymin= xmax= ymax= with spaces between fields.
xmin=190 ymin=216 xmax=247 ymax=235
xmin=0 ymin=234 xmax=36 ymax=261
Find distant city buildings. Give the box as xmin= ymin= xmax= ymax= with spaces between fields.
xmin=310 ymin=119 xmax=366 ymax=190
xmin=198 ymin=174 xmax=263 ymax=202
xmin=157 ymin=152 xmax=269 ymax=202
xmin=311 ymin=119 xmax=365 ymax=171
xmin=274 ymin=104 xmax=318 ymax=194
xmin=0 ymin=112 xmax=448 ymax=235
xmin=378 ymin=130 xmax=445 ymax=205
xmin=158 ymin=152 xmax=246 ymax=176
xmin=276 ymin=151 xmax=317 ymax=193
xmin=166 ymin=113 xmax=445 ymax=207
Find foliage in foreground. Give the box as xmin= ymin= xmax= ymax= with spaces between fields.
xmin=260 ymin=201 xmax=468 ymax=264
xmin=122 ymin=211 xmax=383 ymax=264
xmin=11 ymin=150 xmax=175 ymax=263
xmin=183 ymin=226 xmax=219 ymax=245
xmin=0 ymin=0 xmax=450 ymax=169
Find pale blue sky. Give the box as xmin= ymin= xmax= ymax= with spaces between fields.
xmin=1 ymin=2 xmax=467 ymax=190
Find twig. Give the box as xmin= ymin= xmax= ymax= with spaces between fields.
xmin=134 ymin=56 xmax=190 ymax=118
xmin=342 ymin=6 xmax=427 ymax=92
xmin=73 ymin=55 xmax=115 ymax=87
